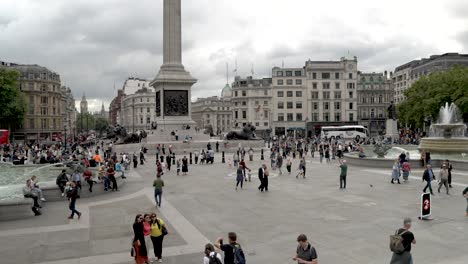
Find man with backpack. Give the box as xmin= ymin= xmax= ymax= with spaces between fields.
xmin=203 ymin=243 xmax=223 ymax=264
xmin=215 ymin=232 xmax=246 ymax=264
xmin=293 ymin=234 xmax=318 ymax=264
xmin=389 ymin=217 xmax=416 ymax=264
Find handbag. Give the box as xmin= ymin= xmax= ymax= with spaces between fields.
xmin=157 ymin=219 xmax=168 ymax=236
xmin=161 ymin=225 xmax=168 ymax=236
xmin=130 ymin=240 xmax=136 ymax=257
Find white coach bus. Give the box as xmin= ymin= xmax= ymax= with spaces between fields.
xmin=321 ymin=125 xmax=369 ymax=141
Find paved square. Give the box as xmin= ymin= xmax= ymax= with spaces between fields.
xmin=0 ymin=153 xmax=467 ymax=264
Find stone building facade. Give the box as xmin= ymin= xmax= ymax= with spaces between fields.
xmin=109 ymin=89 xmax=124 ymax=126
xmin=393 ymin=53 xmax=468 ymax=103
xmin=231 ymin=76 xmax=272 ymax=137
xmin=121 ymin=87 xmax=156 ymax=132
xmin=192 ymin=95 xmax=232 ymax=135
xmin=357 ymin=72 xmax=394 ymax=136
xmin=61 ymin=86 xmax=77 ymax=138
xmin=7 ymin=63 xmax=68 ymax=142
xmin=271 ymin=67 xmax=307 ymax=137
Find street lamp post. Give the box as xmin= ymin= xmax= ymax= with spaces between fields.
xmin=64 ymin=125 xmax=67 ymax=150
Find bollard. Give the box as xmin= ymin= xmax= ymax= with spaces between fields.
xmin=160 ymin=156 xmax=164 ymax=163
xmin=222 ymin=151 xmax=225 ymax=163
xmin=189 ymin=152 xmax=193 ymax=164
xmin=261 ymin=149 xmax=264 ymax=160
xmin=172 ymin=156 xmax=175 ymax=165
xmin=216 ymin=142 xmax=219 ymax=152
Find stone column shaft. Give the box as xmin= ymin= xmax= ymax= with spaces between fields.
xmin=163 ymin=0 xmax=182 ymax=66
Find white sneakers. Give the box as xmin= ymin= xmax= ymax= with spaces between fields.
xmin=61 ymin=193 xmax=65 ymax=197
xmin=41 ymin=198 xmax=46 ymax=202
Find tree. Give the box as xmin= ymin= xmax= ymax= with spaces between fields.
xmin=95 ymin=117 xmax=109 ymax=136
xmin=0 ymin=68 xmax=26 ymax=133
xmin=76 ymin=113 xmax=95 ymax=132
xmin=397 ymin=66 xmax=468 ymax=127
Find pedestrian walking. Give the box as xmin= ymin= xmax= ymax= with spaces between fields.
xmin=445 ymin=159 xmax=453 ymax=188
xmin=402 ymin=160 xmax=411 ymax=182
xmin=390 ymin=217 xmax=416 ymax=264
xmin=339 ymin=159 xmax=347 ymax=189
xmin=133 ymin=154 xmax=138 ymax=168
xmin=107 ymin=163 xmax=118 ymax=191
xmin=142 ymin=214 xmax=152 ymax=260
xmin=463 ymin=186 xmax=468 ymax=216
xmin=258 ymin=164 xmax=266 ymax=192
xmin=286 ymin=157 xmax=292 ymax=175
xmin=293 ymin=234 xmax=318 ymax=264
xmin=236 ymin=164 xmax=244 ymax=190
xmin=67 ymin=182 xmax=81 ymax=219
xmin=238 ymin=159 xmax=251 ymax=182
xmin=153 ymin=174 xmax=164 ymax=207
xmin=233 ymin=152 xmax=239 ymax=167
xmin=438 ymin=164 xmax=450 ymax=195
xmin=391 ymin=160 xmax=401 ymax=184
xmin=132 ymin=214 xmax=149 ymax=264
xmin=83 ymin=166 xmax=94 ymax=192
xmin=422 ymin=164 xmax=435 ymax=195
xmin=214 ymin=232 xmax=246 ymax=264
xmin=150 ymin=213 xmax=168 ymax=263
xmin=263 ymin=165 xmax=270 ymax=191
xmin=176 ymin=159 xmax=181 ymax=175
xmin=277 ymin=154 xmax=283 ymax=175
xmin=182 ymin=156 xmax=188 ymax=175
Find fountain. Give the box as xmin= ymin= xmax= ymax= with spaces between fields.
xmin=419 ymin=102 xmax=468 ymax=153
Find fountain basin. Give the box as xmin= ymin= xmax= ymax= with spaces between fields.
xmin=419 ymin=137 xmax=468 ymax=153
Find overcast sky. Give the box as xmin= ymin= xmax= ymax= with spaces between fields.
xmin=1 ymin=0 xmax=467 ymax=112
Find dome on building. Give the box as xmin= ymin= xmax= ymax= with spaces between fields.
xmin=221 ymin=83 xmax=232 ymax=98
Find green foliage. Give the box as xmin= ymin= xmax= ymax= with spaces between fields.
xmin=0 ymin=68 xmax=26 ymax=130
xmin=76 ymin=113 xmax=96 ymax=132
xmin=95 ymin=117 xmax=109 ymax=135
xmin=397 ymin=66 xmax=468 ymax=127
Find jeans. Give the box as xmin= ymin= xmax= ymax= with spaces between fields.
xmin=340 ymin=176 xmax=346 ymax=188
xmin=109 ymin=176 xmax=118 ymax=191
xmin=24 ymin=194 xmax=39 ymax=207
xmin=236 ymin=179 xmax=243 ymax=189
xmin=154 ymin=189 xmax=162 ymax=207
xmin=151 ymin=235 xmax=164 ymax=259
xmin=69 ymin=200 xmax=80 ymax=217
xmin=423 ymin=181 xmax=433 ymax=194
xmin=103 ymin=177 xmax=110 ymax=190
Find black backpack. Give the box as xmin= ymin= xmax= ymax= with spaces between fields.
xmin=208 ymin=252 xmax=222 ymax=264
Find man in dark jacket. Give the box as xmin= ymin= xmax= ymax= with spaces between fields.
xmin=258 ymin=164 xmax=268 ymax=192
xmin=56 ymin=169 xmax=69 ymax=196
xmin=258 ymin=164 xmax=266 ymax=192
xmin=422 ymin=164 xmax=435 ymax=195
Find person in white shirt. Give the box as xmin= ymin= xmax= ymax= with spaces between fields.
xmin=203 ymin=243 xmax=222 ymax=264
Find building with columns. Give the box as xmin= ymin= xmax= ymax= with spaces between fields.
xmin=357 ymin=72 xmax=394 ymax=136
xmin=230 ymin=76 xmax=272 ymax=137
xmin=121 ymin=87 xmax=156 ymax=132
xmin=192 ymin=95 xmax=232 ymax=135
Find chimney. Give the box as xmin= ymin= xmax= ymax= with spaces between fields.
xmin=384 ymin=70 xmax=387 ymax=78
xmin=390 ymin=71 xmax=393 ymax=78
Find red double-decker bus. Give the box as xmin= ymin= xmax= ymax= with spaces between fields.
xmin=0 ymin=130 xmax=8 ymax=144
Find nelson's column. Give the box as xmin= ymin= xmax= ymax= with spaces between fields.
xmin=150 ymin=0 xmax=197 ymax=130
